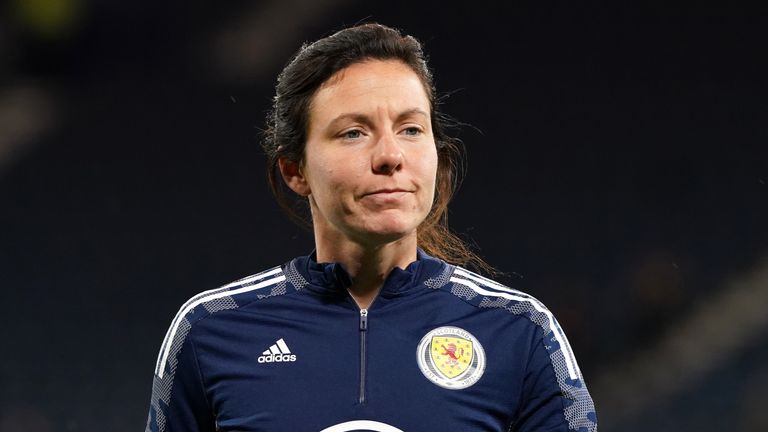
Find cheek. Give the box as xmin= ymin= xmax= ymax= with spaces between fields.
xmin=424 ymin=149 xmax=439 ymax=190
xmin=308 ymin=163 xmax=355 ymax=207
xmin=415 ymin=149 xmax=439 ymax=211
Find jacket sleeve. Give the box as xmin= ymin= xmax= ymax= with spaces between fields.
xmin=513 ymin=323 xmax=598 ymax=432
xmin=145 ymin=325 xmax=216 ymax=432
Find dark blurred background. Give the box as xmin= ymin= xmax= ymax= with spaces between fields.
xmin=1 ymin=1 xmax=766 ymax=431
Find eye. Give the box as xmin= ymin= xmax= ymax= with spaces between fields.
xmin=341 ymin=129 xmax=363 ymax=140
xmin=402 ymin=126 xmax=423 ymax=136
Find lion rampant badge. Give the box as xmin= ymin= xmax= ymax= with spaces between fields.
xmin=417 ymin=326 xmax=485 ymax=389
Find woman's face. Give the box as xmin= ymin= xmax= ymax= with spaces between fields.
xmin=283 ymin=59 xmax=438 ymax=247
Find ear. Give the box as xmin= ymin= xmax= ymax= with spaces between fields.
xmin=279 ymin=158 xmax=311 ymax=196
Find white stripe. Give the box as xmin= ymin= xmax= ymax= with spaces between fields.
xmin=450 ymin=276 xmax=581 ymax=380
xmin=452 ymin=272 xmax=583 ymax=379
xmin=155 ymin=274 xmax=286 ymax=378
xmin=154 ymin=267 xmax=282 ymax=374
xmin=276 ymin=338 xmax=291 ymax=354
xmin=269 ymin=345 xmax=281 ymax=355
xmin=319 ymin=420 xmax=404 ymax=432
xmin=453 ymin=268 xmax=530 ymax=297
xmin=262 ymin=349 xmax=270 ymax=355
xmin=219 ymin=267 xmax=283 ymax=290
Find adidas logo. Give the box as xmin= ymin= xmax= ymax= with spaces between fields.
xmin=257 ymin=338 xmax=297 ymax=363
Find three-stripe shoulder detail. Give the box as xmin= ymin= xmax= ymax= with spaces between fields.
xmin=449 ymin=267 xmax=582 ymax=380
xmin=154 ymin=266 xmax=286 ymax=378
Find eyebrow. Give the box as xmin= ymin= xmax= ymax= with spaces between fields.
xmin=325 ymin=108 xmax=429 ymax=132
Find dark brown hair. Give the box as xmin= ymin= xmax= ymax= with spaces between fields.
xmin=262 ymin=23 xmax=491 ymax=273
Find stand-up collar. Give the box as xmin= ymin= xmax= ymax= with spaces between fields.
xmin=293 ymin=249 xmax=447 ymax=299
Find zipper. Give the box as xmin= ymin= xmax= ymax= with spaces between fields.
xmin=358 ymin=308 xmax=368 ymax=404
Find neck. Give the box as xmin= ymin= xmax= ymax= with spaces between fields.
xmin=314 ymin=231 xmax=418 ymax=310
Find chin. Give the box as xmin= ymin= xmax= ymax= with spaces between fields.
xmin=355 ymin=219 xmax=420 ymax=245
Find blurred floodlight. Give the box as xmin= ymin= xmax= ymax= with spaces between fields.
xmin=0 ymin=85 xmax=55 ymax=171
xmin=12 ymin=0 xmax=83 ymax=39
xmin=212 ymin=0 xmax=351 ymax=82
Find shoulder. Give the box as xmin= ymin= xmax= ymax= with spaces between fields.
xmin=442 ymin=266 xmax=552 ymax=316
xmin=447 ymin=267 xmax=597 ymax=430
xmin=178 ymin=264 xmax=292 ymax=324
xmin=153 ymin=261 xmax=304 ymax=378
xmin=443 ymin=267 xmax=583 ymax=377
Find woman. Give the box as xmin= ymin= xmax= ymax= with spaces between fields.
xmin=146 ymin=23 xmax=597 ymax=432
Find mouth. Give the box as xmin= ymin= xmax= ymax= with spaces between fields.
xmin=363 ymin=188 xmax=412 ymax=197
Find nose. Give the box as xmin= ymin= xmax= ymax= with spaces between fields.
xmin=371 ymin=132 xmax=404 ymax=174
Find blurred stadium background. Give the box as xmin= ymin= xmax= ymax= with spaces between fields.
xmin=1 ymin=1 xmax=766 ymax=431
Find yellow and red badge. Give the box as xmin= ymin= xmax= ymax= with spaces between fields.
xmin=430 ymin=335 xmax=474 ymax=378
xmin=417 ymin=326 xmax=485 ymax=389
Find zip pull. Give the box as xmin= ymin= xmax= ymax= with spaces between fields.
xmin=359 ymin=308 xmax=368 ymax=331
xmin=358 ymin=308 xmax=369 ymax=404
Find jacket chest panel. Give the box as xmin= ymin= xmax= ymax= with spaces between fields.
xmin=201 ymin=308 xmax=522 ymax=431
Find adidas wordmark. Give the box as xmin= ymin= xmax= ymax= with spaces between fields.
xmin=258 ymin=338 xmax=297 ymax=363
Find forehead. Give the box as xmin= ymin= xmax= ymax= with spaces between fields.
xmin=308 ymin=60 xmax=431 ymax=124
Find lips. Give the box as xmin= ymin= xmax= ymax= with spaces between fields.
xmin=365 ymin=188 xmax=409 ymax=195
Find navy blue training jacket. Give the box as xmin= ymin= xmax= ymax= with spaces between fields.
xmin=146 ymin=251 xmax=597 ymax=431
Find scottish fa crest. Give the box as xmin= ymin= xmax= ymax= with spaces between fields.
xmin=416 ymin=326 xmax=485 ymax=389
